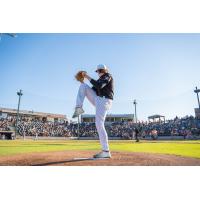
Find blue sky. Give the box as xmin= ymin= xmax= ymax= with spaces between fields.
xmin=0 ymin=33 xmax=200 ymax=121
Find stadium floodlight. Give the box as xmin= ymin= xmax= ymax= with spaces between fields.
xmin=133 ymin=99 xmax=137 ymax=123
xmin=15 ymin=89 xmax=23 ymax=139
xmin=194 ymin=86 xmax=200 ymax=109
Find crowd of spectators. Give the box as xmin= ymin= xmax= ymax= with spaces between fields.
xmin=140 ymin=115 xmax=200 ymax=139
xmin=0 ymin=115 xmax=200 ymax=139
xmin=0 ymin=117 xmax=15 ymax=131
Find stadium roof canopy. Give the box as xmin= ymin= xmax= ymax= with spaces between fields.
xmin=0 ymin=107 xmax=66 ymax=119
xmin=148 ymin=114 xmax=165 ymax=119
xmin=82 ymin=114 xmax=134 ymax=118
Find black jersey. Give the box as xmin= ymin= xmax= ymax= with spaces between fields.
xmin=90 ymin=73 xmax=114 ymax=100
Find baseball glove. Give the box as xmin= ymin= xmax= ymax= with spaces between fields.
xmin=75 ymin=71 xmax=86 ymax=83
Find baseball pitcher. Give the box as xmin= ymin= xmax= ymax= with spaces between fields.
xmin=72 ymin=64 xmax=114 ymax=158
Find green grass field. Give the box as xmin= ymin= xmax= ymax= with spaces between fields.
xmin=0 ymin=140 xmax=200 ymax=159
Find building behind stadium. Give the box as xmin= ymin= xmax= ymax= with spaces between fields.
xmin=0 ymin=107 xmax=67 ymax=123
xmin=0 ymin=107 xmax=134 ymax=124
xmin=81 ymin=114 xmax=134 ymax=124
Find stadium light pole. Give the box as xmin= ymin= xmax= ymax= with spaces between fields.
xmin=194 ymin=86 xmax=200 ymax=109
xmin=133 ymin=99 xmax=137 ymax=123
xmin=15 ymin=89 xmax=23 ymax=139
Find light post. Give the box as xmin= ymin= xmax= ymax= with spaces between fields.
xmin=16 ymin=89 xmax=23 ymax=139
xmin=133 ymin=99 xmax=137 ymax=123
xmin=194 ymin=86 xmax=200 ymax=109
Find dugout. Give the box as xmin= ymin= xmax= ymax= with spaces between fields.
xmin=0 ymin=131 xmax=15 ymax=140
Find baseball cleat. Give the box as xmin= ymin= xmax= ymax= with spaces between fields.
xmin=93 ymin=151 xmax=111 ymax=159
xmin=72 ymin=107 xmax=84 ymax=118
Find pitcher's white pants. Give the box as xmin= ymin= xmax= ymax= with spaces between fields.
xmin=76 ymin=83 xmax=112 ymax=151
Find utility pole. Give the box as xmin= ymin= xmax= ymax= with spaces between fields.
xmin=133 ymin=99 xmax=137 ymax=123
xmin=16 ymin=89 xmax=23 ymax=139
xmin=194 ymin=87 xmax=200 ymax=109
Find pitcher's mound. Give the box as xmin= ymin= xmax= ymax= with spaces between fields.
xmin=0 ymin=151 xmax=200 ymax=166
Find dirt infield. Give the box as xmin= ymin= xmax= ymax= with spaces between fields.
xmin=0 ymin=151 xmax=200 ymax=166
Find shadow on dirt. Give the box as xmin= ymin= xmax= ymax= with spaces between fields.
xmin=32 ymin=157 xmax=96 ymax=166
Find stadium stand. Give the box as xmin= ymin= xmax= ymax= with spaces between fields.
xmin=0 ymin=115 xmax=200 ymax=140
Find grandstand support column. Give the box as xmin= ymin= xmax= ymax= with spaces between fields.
xmin=133 ymin=99 xmax=137 ymax=123
xmin=77 ymin=115 xmax=80 ymax=138
xmin=194 ymin=86 xmax=200 ymax=109
xmin=15 ymin=89 xmax=23 ymax=139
